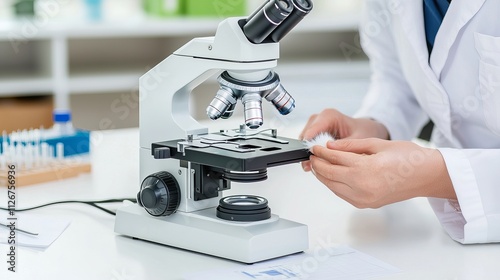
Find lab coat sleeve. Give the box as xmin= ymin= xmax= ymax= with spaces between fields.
xmin=354 ymin=0 xmax=429 ymax=140
xmin=429 ymin=148 xmax=500 ymax=244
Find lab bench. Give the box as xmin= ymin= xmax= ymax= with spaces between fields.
xmin=0 ymin=125 xmax=499 ymax=279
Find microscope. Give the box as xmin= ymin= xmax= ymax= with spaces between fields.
xmin=115 ymin=0 xmax=313 ymax=263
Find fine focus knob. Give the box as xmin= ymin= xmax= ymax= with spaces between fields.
xmin=138 ymin=172 xmax=180 ymax=216
xmin=140 ymin=187 xmax=158 ymax=209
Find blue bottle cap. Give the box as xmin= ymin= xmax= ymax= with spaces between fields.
xmin=53 ymin=109 xmax=71 ymax=122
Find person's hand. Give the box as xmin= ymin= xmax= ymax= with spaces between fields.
xmin=299 ymin=109 xmax=389 ymax=171
xmin=309 ymin=138 xmax=456 ymax=208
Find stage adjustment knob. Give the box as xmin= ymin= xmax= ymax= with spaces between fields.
xmin=138 ymin=171 xmax=180 ymax=216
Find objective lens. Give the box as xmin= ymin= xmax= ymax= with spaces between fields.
xmin=243 ymin=0 xmax=293 ymax=44
xmin=221 ymin=103 xmax=236 ymax=119
xmin=206 ymin=87 xmax=237 ymax=120
xmin=267 ymin=0 xmax=313 ymax=42
xmin=242 ymin=93 xmax=264 ymax=129
xmin=265 ymin=83 xmax=295 ymax=115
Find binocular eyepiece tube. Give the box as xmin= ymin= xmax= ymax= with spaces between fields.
xmin=243 ymin=0 xmax=313 ymax=44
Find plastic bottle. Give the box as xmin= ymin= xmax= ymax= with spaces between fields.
xmin=52 ymin=109 xmax=75 ymax=137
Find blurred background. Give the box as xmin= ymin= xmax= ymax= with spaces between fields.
xmin=0 ymin=0 xmax=369 ymax=133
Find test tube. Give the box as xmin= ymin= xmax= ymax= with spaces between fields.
xmin=15 ymin=142 xmax=23 ymax=171
xmin=41 ymin=142 xmax=49 ymax=165
xmin=0 ymin=144 xmax=4 ymax=170
xmin=56 ymin=143 xmax=64 ymax=161
xmin=2 ymin=130 xmax=8 ymax=164
xmin=49 ymin=145 xmax=54 ymax=162
xmin=25 ymin=143 xmax=34 ymax=170
xmin=8 ymin=144 xmax=15 ymax=167
xmin=33 ymin=129 xmax=41 ymax=167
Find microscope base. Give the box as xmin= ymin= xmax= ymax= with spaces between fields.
xmin=114 ymin=204 xmax=308 ymax=263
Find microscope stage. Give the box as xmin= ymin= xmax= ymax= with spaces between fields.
xmin=152 ymin=133 xmax=310 ymax=172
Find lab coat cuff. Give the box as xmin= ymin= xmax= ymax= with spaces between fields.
xmin=428 ymin=198 xmax=466 ymax=242
xmin=436 ymin=148 xmax=488 ymax=243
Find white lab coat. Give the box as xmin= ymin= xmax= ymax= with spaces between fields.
xmin=355 ymin=0 xmax=500 ymax=243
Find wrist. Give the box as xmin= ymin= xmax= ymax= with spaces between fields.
xmin=420 ymin=148 xmax=457 ymax=200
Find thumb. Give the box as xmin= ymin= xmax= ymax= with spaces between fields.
xmin=327 ymin=138 xmax=385 ymax=155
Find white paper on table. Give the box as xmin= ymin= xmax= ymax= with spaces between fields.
xmin=185 ymin=245 xmax=401 ymax=280
xmin=0 ymin=211 xmax=70 ymax=249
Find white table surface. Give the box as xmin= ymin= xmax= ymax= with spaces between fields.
xmin=1 ymin=124 xmax=499 ymax=280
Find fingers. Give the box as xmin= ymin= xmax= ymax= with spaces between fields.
xmin=327 ymin=138 xmax=387 ymax=155
xmin=312 ymin=165 xmax=355 ymax=202
xmin=299 ymin=109 xmax=345 ymax=141
xmin=309 ymin=155 xmax=352 ymax=183
xmin=311 ymin=145 xmax=361 ymax=167
xmin=301 ymin=160 xmax=312 ymax=172
xmin=299 ymin=114 xmax=318 ymax=140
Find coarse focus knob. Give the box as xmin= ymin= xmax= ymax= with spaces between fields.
xmin=138 ymin=171 xmax=180 ymax=216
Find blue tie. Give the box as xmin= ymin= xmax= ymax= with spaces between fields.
xmin=423 ymin=0 xmax=450 ymax=53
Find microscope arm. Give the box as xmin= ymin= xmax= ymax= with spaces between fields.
xmin=139 ymin=18 xmax=279 ymax=150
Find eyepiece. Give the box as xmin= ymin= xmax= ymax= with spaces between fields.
xmin=267 ymin=0 xmax=313 ymax=42
xmin=243 ymin=0 xmax=293 ymax=44
xmin=295 ymin=0 xmax=312 ymax=9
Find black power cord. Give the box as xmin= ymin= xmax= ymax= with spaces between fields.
xmin=0 ymin=198 xmax=137 ymax=216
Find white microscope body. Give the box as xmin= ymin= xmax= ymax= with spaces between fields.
xmin=115 ymin=0 xmax=313 ymax=263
